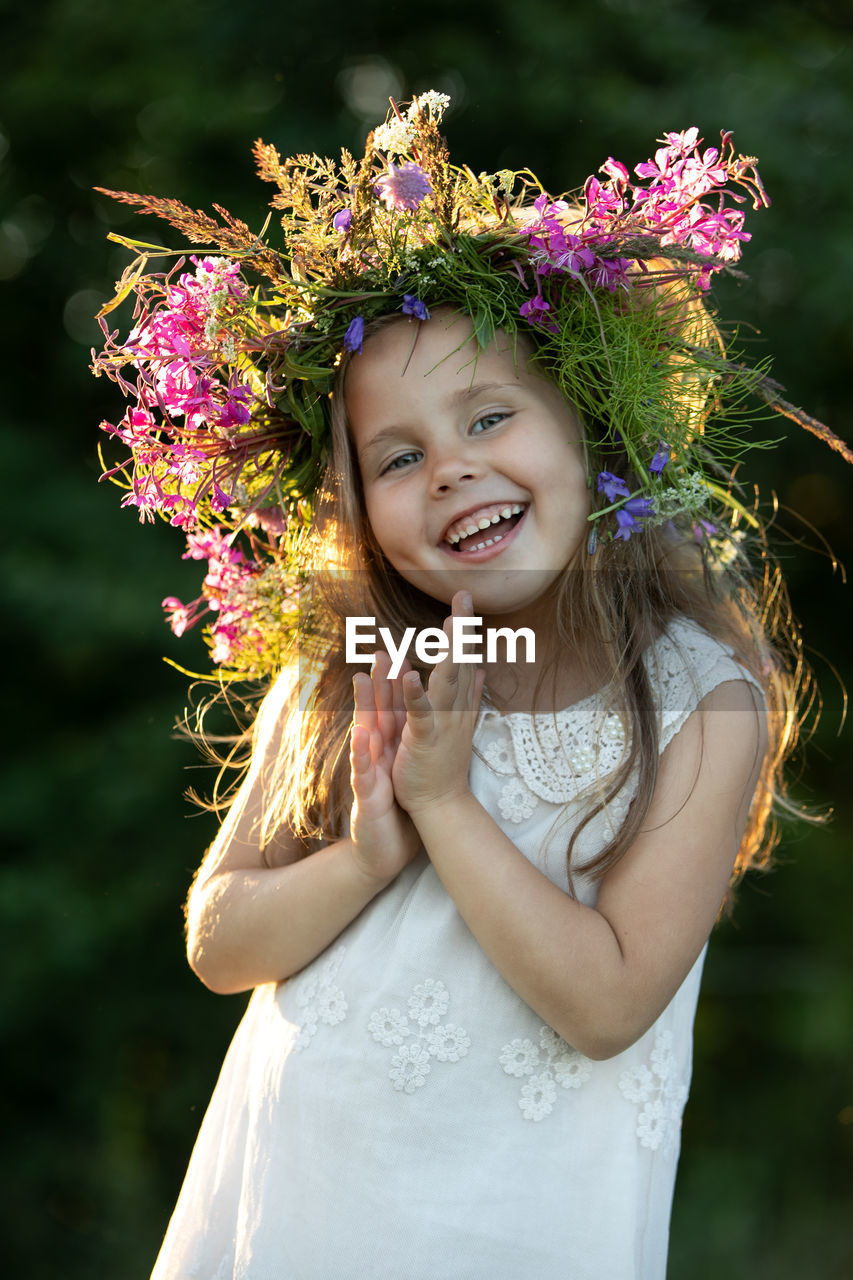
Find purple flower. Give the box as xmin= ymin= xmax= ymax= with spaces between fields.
xmin=692 ymin=518 xmax=716 ymax=542
xmin=402 ymin=295 xmax=431 ymax=321
xmin=614 ymin=509 xmax=639 ymax=541
xmin=375 ymin=162 xmax=433 ymax=211
xmin=344 ymin=315 xmax=365 ymax=354
xmin=624 ymin=496 xmax=654 ymax=518
xmin=333 ymin=208 xmax=353 ymax=233
xmin=650 ymin=443 xmax=670 ymax=474
xmin=519 ymin=294 xmax=551 ymax=324
xmin=210 ymin=482 xmax=233 ymax=513
xmin=596 ymin=471 xmax=631 ymax=502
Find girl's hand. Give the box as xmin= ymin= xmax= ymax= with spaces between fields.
xmin=350 ymin=651 xmax=422 ymax=884
xmin=392 ymin=591 xmax=485 ymax=821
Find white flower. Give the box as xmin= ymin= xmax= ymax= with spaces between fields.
xmin=370 ymin=977 xmax=470 ymax=1094
xmin=498 ymin=776 xmax=538 ymax=824
xmin=390 ymin=1042 xmax=432 ymax=1093
xmin=499 ymin=1038 xmax=540 ymax=1078
xmin=317 ymin=988 xmax=348 ymax=1025
xmin=484 ymin=733 xmax=515 ymax=774
xmin=409 ymin=90 xmax=450 ymax=121
xmin=372 ymin=117 xmax=414 ymax=157
xmin=619 ymin=1063 xmax=654 ymax=1103
xmin=426 ymin=1023 xmax=471 ymax=1063
xmin=538 ymin=1025 xmax=566 ymax=1057
xmin=650 ymin=1029 xmax=675 ymax=1078
xmin=519 ymin=1072 xmax=557 ymax=1121
xmin=501 ymin=1023 xmax=594 ymax=1119
xmin=636 ymin=1099 xmax=668 ymax=1151
xmin=408 ymin=978 xmax=449 ymax=1026
xmin=368 ymin=1007 xmax=409 ymax=1046
xmin=708 ymin=528 xmax=747 ymax=568
xmin=293 ymin=1018 xmax=317 ymax=1050
xmin=620 ymin=1029 xmax=688 ymax=1154
xmin=653 ymin=474 xmax=712 ymax=520
xmin=291 ymin=946 xmax=349 ymax=1053
xmin=553 ymin=1051 xmax=593 ymax=1090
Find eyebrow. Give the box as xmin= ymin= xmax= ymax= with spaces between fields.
xmin=357 ymin=382 xmax=523 ymax=462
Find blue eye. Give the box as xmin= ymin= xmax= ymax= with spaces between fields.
xmin=472 ymin=412 xmax=509 ymax=434
xmin=380 ymin=450 xmax=421 ymax=475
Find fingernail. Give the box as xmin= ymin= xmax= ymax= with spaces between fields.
xmin=461 ymin=591 xmax=472 ymax=611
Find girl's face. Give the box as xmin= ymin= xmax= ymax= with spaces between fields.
xmin=346 ymin=311 xmax=590 ymax=622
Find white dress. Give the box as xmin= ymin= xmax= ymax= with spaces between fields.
xmin=151 ymin=620 xmax=762 ymax=1280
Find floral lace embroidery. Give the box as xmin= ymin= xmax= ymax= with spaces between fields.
xmin=498 ymin=775 xmax=538 ymax=823
xmin=368 ymin=978 xmax=471 ymax=1094
xmin=479 ymin=704 xmax=628 ymax=822
xmin=648 ymin=625 xmax=763 ymax=752
xmin=618 ymin=1029 xmax=688 ymax=1154
xmin=499 ymin=1025 xmax=593 ymax=1121
xmin=483 ymin=728 xmax=515 ymax=774
xmin=291 ymin=946 xmax=348 ymax=1052
xmin=478 ymin=621 xmax=762 ymax=818
xmin=504 ymin=710 xmax=627 ymax=806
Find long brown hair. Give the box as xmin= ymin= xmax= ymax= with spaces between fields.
xmin=254 ymin=313 xmax=816 ymax=901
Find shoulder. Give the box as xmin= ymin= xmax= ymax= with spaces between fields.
xmin=643 ymin=617 xmax=765 ymax=755
xmin=251 ymin=665 xmax=300 ymax=766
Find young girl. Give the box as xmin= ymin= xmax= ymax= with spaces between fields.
xmin=94 ymin=96 xmax=851 ymax=1278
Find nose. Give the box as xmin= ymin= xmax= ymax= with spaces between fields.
xmin=429 ymin=442 xmax=481 ymax=495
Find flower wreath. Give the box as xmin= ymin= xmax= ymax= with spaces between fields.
xmin=92 ymin=92 xmax=851 ymax=681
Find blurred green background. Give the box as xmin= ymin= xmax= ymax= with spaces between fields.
xmin=2 ymin=0 xmax=851 ymax=1275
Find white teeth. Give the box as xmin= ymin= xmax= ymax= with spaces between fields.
xmin=469 ymin=531 xmax=505 ymax=552
xmin=444 ymin=503 xmax=526 ymax=547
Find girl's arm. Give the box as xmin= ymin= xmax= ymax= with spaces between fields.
xmin=389 ymin=596 xmax=765 ymax=1061
xmin=186 ymin=665 xmax=420 ymax=994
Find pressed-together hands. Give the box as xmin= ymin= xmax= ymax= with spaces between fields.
xmin=350 ymin=590 xmax=485 ymax=884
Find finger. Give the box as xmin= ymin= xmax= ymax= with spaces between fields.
xmin=402 ymin=669 xmax=435 ymax=735
xmin=390 ymin=657 xmax=409 ymax=733
xmin=452 ymin=589 xmax=484 ymax=706
xmin=452 ymin=588 xmax=474 ymax=616
xmin=352 ymin=671 xmax=379 ymax=735
xmin=371 ymin=650 xmax=406 ymax=749
xmin=350 ymin=723 xmax=374 ymax=791
xmin=370 ymin=650 xmax=394 ymax=711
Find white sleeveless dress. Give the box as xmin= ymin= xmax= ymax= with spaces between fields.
xmin=151 ymin=620 xmax=762 ymax=1280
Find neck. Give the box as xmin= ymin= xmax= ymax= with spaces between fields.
xmin=479 ymin=592 xmax=597 ymax=715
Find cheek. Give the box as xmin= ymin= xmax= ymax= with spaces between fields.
xmin=363 ymin=491 xmax=404 ymax=563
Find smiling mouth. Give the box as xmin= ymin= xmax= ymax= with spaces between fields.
xmin=444 ymin=503 xmax=527 ymax=554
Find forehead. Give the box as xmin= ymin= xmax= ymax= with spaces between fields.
xmin=344 ymin=312 xmax=539 ymax=435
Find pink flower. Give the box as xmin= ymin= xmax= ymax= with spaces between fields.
xmin=162 ymin=595 xmax=207 ymax=637
xmin=375 ymin=162 xmax=433 ymax=211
